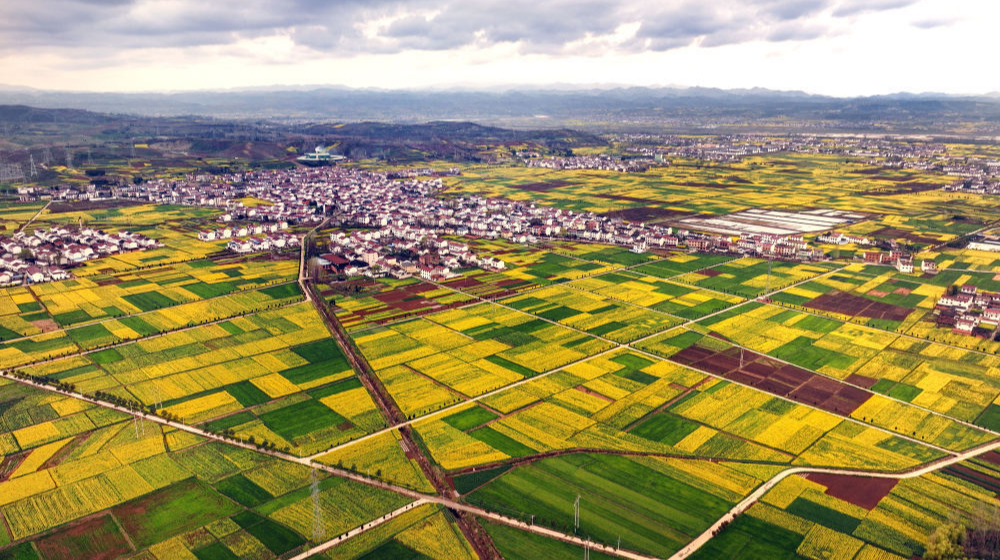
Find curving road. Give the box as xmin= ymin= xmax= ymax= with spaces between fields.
xmin=669 ymin=436 xmax=1000 ymax=560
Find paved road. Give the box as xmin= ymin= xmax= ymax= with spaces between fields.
xmin=298 ymin=219 xmax=328 ymax=303
xmin=288 ymin=499 xmax=430 ymax=560
xmin=0 ymin=373 xmax=662 ymax=560
xmin=670 ymin=436 xmax=1000 ymax=560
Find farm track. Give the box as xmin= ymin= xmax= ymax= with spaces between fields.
xmin=11 ymin=296 xmax=308 ymax=374
xmin=0 ymin=372 xmax=662 ymax=560
xmin=17 ymin=200 xmax=50 ymax=233
xmin=7 ymin=369 xmax=1000 ymax=560
xmin=304 ymin=279 xmax=503 ymax=560
xmin=447 ymin=447 xmax=790 ymax=479
xmin=0 ymin=278 xmax=301 ymax=347
xmin=9 ymin=245 xmax=998 ymax=557
xmin=421 ymin=264 xmax=972 ymax=453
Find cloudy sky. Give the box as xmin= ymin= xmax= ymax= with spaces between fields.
xmin=0 ymin=0 xmax=993 ymax=96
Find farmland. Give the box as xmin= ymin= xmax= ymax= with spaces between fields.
xmin=2 ymin=133 xmax=1000 ymax=560
xmin=0 ymin=381 xmax=414 ymax=560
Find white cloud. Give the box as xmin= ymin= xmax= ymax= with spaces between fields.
xmin=0 ymin=0 xmax=994 ymax=96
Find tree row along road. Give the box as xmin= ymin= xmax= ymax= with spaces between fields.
xmin=288 ymin=499 xmax=430 ymax=560
xmin=7 ymin=369 xmax=1000 ymax=560
xmin=303 ymin=279 xmax=502 ymax=559
xmin=0 ymin=373 xmax=662 ymax=560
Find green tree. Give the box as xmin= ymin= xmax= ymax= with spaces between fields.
xmin=925 ymin=523 xmax=968 ymax=560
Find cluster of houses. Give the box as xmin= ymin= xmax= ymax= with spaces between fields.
xmin=197 ymin=221 xmax=289 ymax=241
xmin=319 ymin=226 xmax=505 ymax=281
xmin=385 ymin=168 xmax=461 ymax=179
xmin=0 ymin=227 xmax=160 ymax=285
xmin=226 ymin=234 xmax=300 ymax=254
xmin=944 ymin=178 xmax=1000 ymax=196
xmin=523 ymin=155 xmax=656 ymax=173
xmin=682 ymin=232 xmax=824 ymax=261
xmin=861 ymin=251 xmax=936 ymax=275
xmin=817 ymin=232 xmax=873 ymax=246
xmin=936 ymin=284 xmax=1000 ymax=336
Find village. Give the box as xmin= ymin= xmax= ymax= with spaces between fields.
xmin=318 ymin=226 xmax=505 ymax=282
xmin=0 ymin=226 xmax=160 ymax=285
xmin=13 ymin=166 xmax=919 ymax=287
xmin=935 ymin=284 xmax=1000 ymax=338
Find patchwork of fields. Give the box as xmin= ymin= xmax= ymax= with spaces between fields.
xmin=5 ymin=148 xmax=1000 ymax=560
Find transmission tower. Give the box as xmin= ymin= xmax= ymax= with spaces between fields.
xmin=65 ymin=148 xmax=73 ymax=169
xmin=86 ymin=149 xmax=93 ymax=166
xmin=28 ymin=155 xmax=37 ymax=177
xmin=311 ymin=469 xmax=326 ymax=543
xmin=41 ymin=146 xmax=52 ymax=165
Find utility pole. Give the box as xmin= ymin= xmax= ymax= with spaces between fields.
xmin=765 ymin=255 xmax=773 ymax=296
xmin=574 ymin=494 xmax=581 ymax=533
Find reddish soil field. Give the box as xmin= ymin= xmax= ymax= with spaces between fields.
xmin=978 ymin=451 xmax=1000 ymax=467
xmin=871 ymin=227 xmax=939 ymax=245
xmin=805 ymin=473 xmax=898 ymax=510
xmin=805 ymin=290 xmax=912 ymax=322
xmin=444 ymin=277 xmax=483 ymax=289
xmin=670 ymin=340 xmax=871 ymax=416
xmin=943 ymin=465 xmax=1000 ymax=494
xmin=700 ymin=269 xmax=723 ymax=277
xmin=846 ymin=373 xmax=878 ymax=389
xmin=517 ymin=180 xmax=576 ymax=192
xmin=601 ymin=206 xmax=693 ymax=222
xmin=35 ymin=514 xmax=131 ymax=560
xmin=0 ymin=452 xmax=27 ymax=482
xmin=575 ymin=385 xmax=614 ymax=402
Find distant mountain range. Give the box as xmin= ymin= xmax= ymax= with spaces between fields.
xmin=0 ymin=85 xmax=998 ymax=132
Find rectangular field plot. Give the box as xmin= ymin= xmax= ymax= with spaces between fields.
xmin=32 ymin=257 xmax=299 ymax=327
xmin=637 ymin=327 xmax=993 ymax=452
xmin=674 ymin=258 xmax=840 ymax=298
xmin=411 ymin=348 xmax=944 ymax=473
xmin=698 ymin=460 xmax=1000 ymax=560
xmin=352 ymin=303 xmax=613 ymax=416
xmin=0 ymin=286 xmax=54 ymax=342
xmin=690 ymin=302 xmax=1000 ymax=424
xmin=467 ymin=454 xmax=764 ymax=558
xmin=297 ymin=502 xmax=477 ymax=560
xmin=633 ymin=252 xmax=736 ymax=279
xmin=570 ymin=271 xmax=744 ymax=320
xmin=332 ymin=278 xmax=474 ymax=331
xmin=501 ymin=284 xmax=682 ymax=343
xmin=24 ymin=303 xmax=382 ymax=455
xmin=0 ymin=382 xmax=415 ymax=559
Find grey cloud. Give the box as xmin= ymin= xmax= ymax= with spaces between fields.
xmin=911 ymin=17 xmax=957 ymax=29
xmin=0 ymin=0 xmax=926 ymax=58
xmin=832 ymin=0 xmax=916 ymax=17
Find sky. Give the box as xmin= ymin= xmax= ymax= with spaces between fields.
xmin=0 ymin=0 xmax=994 ymax=96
